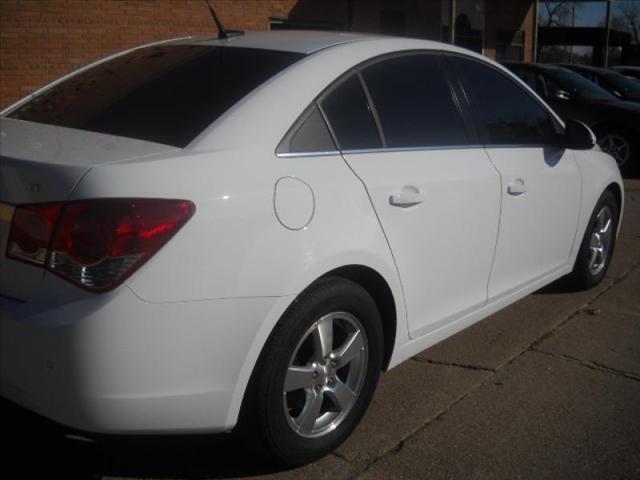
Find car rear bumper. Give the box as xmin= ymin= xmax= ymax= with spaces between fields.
xmin=0 ymin=280 xmax=280 ymax=434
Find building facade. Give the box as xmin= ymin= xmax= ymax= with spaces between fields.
xmin=0 ymin=0 xmax=536 ymax=109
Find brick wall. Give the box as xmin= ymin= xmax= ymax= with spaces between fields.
xmin=0 ymin=1 xmax=536 ymax=109
xmin=0 ymin=0 xmax=298 ymax=108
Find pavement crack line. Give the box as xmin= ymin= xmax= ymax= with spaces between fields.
xmin=345 ymin=263 xmax=639 ymax=479
xmin=345 ymin=379 xmax=493 ymax=480
xmin=411 ymin=357 xmax=497 ymax=373
xmin=348 ymin=264 xmax=640 ymax=480
xmin=532 ymin=349 xmax=640 ymax=382
xmin=529 ymin=264 xmax=638 ymax=352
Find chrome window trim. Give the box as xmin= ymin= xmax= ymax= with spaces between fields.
xmin=341 ymin=145 xmax=485 ymax=155
xmin=276 ymin=150 xmax=341 ymax=158
xmin=276 ymin=143 xmax=553 ymax=158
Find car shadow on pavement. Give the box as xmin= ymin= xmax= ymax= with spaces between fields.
xmin=2 ymin=399 xmax=288 ymax=479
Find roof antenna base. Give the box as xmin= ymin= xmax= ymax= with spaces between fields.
xmin=206 ymin=0 xmax=244 ymax=40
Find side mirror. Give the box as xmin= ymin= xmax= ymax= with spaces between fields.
xmin=552 ymin=89 xmax=571 ymax=100
xmin=561 ymin=119 xmax=596 ymax=150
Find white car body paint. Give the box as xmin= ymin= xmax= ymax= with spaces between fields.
xmin=0 ymin=31 xmax=623 ymax=435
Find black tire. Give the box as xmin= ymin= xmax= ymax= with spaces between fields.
xmin=237 ymin=277 xmax=383 ymax=466
xmin=566 ymin=190 xmax=619 ymax=290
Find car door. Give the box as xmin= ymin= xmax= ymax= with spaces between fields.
xmin=451 ymin=57 xmax=581 ymax=300
xmin=319 ymin=53 xmax=501 ymax=338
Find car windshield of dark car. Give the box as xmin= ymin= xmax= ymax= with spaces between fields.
xmin=602 ymin=71 xmax=640 ymax=98
xmin=547 ymin=68 xmax=618 ymax=102
xmin=7 ymin=45 xmax=305 ymax=148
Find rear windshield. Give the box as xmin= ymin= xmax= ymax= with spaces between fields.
xmin=8 ymin=45 xmax=304 ymax=147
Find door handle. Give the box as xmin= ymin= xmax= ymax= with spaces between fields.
xmin=389 ymin=187 xmax=424 ymax=208
xmin=507 ymin=178 xmax=527 ymax=196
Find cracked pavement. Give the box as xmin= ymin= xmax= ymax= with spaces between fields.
xmin=4 ymin=181 xmax=640 ymax=479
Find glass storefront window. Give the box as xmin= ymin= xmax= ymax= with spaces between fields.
xmin=441 ymin=0 xmax=485 ymax=53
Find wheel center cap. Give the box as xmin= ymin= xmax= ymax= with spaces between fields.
xmin=315 ymin=364 xmax=330 ymax=385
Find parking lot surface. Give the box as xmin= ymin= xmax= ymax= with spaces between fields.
xmin=4 ymin=180 xmax=640 ymax=480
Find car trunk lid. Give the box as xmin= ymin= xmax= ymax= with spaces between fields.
xmin=0 ymin=118 xmax=178 ymax=301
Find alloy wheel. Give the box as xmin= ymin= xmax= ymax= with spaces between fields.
xmin=588 ymin=205 xmax=614 ymax=276
xmin=598 ymin=133 xmax=630 ymax=167
xmin=283 ymin=311 xmax=368 ymax=438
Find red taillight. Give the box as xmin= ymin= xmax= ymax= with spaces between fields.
xmin=6 ymin=199 xmax=195 ymax=291
xmin=6 ymin=204 xmax=62 ymax=265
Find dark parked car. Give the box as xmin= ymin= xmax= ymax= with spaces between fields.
xmin=612 ymin=66 xmax=640 ymax=81
xmin=503 ymin=62 xmax=640 ymax=174
xmin=557 ymin=63 xmax=640 ymax=103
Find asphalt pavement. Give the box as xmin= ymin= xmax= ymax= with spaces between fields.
xmin=4 ymin=180 xmax=640 ymax=480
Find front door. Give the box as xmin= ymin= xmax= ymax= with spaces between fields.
xmin=451 ymin=56 xmax=581 ymax=300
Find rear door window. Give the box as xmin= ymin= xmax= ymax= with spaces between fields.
xmin=361 ymin=53 xmax=468 ymax=148
xmin=8 ymin=45 xmax=304 ymax=148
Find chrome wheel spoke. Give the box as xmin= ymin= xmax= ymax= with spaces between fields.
xmin=284 ymin=365 xmax=316 ymax=393
xmin=334 ymin=331 xmax=364 ymax=369
xmin=296 ymin=390 xmax=324 ymax=435
xmin=588 ymin=246 xmax=598 ymax=268
xmin=313 ymin=316 xmax=334 ymax=360
xmin=596 ymin=210 xmax=605 ymax=231
xmin=326 ymin=379 xmax=356 ymax=411
xmin=599 ymin=134 xmax=629 ymax=166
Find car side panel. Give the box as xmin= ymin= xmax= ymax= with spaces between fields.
xmin=570 ymin=149 xmax=624 ymax=266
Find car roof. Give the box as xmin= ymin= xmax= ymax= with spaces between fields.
xmin=159 ymin=30 xmax=477 ymax=55
xmin=162 ymin=30 xmax=377 ymax=54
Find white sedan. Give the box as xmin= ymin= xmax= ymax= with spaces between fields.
xmin=0 ymin=31 xmax=623 ymax=465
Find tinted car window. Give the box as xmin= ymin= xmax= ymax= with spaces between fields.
xmin=455 ymin=58 xmax=557 ymax=145
xmin=9 ymin=45 xmax=304 ymax=148
xmin=545 ymin=68 xmax=617 ymax=102
xmin=361 ymin=54 xmax=468 ymax=147
xmin=319 ymin=74 xmax=381 ymax=150
xmin=601 ymin=71 xmax=640 ymax=100
xmin=277 ymin=105 xmax=336 ymax=154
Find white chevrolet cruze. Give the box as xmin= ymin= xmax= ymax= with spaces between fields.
xmin=0 ymin=31 xmax=624 ymax=465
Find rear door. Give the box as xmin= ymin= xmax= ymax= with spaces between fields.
xmin=451 ymin=57 xmax=581 ymax=299
xmin=321 ymin=53 xmax=501 ymax=338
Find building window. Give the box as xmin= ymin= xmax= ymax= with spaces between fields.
xmin=496 ymin=29 xmax=525 ymax=61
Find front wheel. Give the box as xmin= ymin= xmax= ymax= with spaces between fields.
xmin=238 ymin=277 xmax=383 ymax=466
xmin=566 ymin=190 xmax=619 ymax=290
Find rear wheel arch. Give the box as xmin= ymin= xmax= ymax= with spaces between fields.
xmin=318 ymin=265 xmax=397 ymax=371
xmin=237 ymin=272 xmax=389 ymax=464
